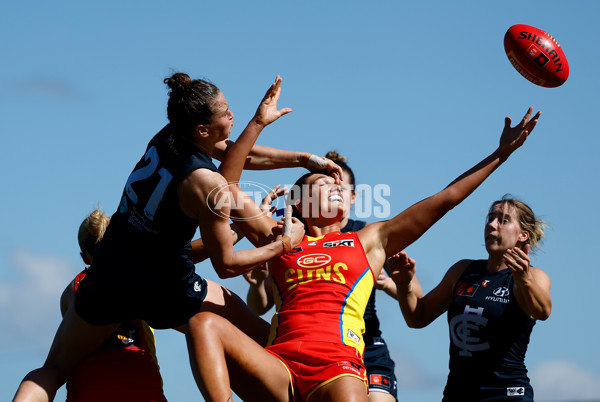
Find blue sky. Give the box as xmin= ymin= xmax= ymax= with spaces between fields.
xmin=1 ymin=1 xmax=599 ymax=401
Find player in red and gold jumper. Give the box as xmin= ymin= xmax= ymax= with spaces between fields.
xmin=61 ymin=209 xmax=167 ymax=402
xmin=186 ymin=106 xmax=541 ymax=401
xmin=265 ymin=230 xmax=375 ymax=400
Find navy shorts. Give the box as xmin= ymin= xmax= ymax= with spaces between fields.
xmin=75 ymin=262 xmax=208 ymax=330
xmin=364 ymin=337 xmax=397 ymax=399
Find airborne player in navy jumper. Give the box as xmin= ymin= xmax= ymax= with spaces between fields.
xmin=13 ymin=74 xmax=342 ymax=402
xmin=390 ymin=197 xmax=551 ymax=401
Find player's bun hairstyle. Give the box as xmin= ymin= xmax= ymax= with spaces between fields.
xmin=164 ymin=72 xmax=220 ymax=139
xmin=78 ymin=209 xmax=110 ymax=256
xmin=489 ymin=195 xmax=547 ymax=253
xmin=325 ymin=151 xmax=355 ymax=188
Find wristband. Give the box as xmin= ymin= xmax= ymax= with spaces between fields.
xmin=300 ymin=152 xmax=311 ymax=168
xmin=281 ymin=235 xmax=292 ymax=255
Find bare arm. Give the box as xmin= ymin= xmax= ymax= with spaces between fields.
xmin=178 ymin=78 xmax=303 ymax=278
xmin=218 ymin=75 xmax=292 ymax=183
xmin=188 ymin=223 xmax=245 ymax=264
xmin=244 ymin=264 xmax=275 ymax=315
xmin=389 ymin=252 xmax=468 ymax=328
xmin=375 ymin=271 xmax=400 ymax=299
xmin=59 ymin=280 xmax=76 ymax=317
xmin=360 ymin=107 xmax=541 ymax=272
xmin=217 ymin=76 xmax=342 ymax=183
xmin=214 ymin=140 xmax=312 ymax=170
xmin=179 ymin=169 xmax=292 ymax=278
xmin=504 ymin=244 xmax=552 ymax=320
xmin=375 ymin=260 xmax=423 ymax=300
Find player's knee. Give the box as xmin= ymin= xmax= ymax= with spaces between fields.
xmin=187 ymin=311 xmax=225 ymax=338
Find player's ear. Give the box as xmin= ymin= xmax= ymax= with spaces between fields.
xmin=518 ymin=230 xmax=529 ymax=243
xmin=194 ymin=124 xmax=210 ymax=138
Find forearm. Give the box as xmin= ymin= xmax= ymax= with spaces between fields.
xmin=188 ymin=238 xmax=208 ymax=264
xmin=396 ymin=280 xmax=427 ymax=328
xmin=515 ymin=280 xmax=552 ymax=320
xmin=188 ymin=225 xmax=244 ymax=264
xmin=244 ymin=144 xmax=310 ymax=170
xmin=246 ymin=283 xmax=273 ymax=315
xmin=441 ymin=148 xmax=508 ymax=205
xmin=219 ymin=119 xmax=266 ymax=183
xmin=378 ymin=277 xmax=399 ymax=300
xmin=213 ymin=237 xmax=290 ymax=279
xmin=383 ymin=148 xmax=508 ymax=257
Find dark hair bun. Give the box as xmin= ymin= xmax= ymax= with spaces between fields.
xmin=164 ymin=72 xmax=192 ymax=95
xmin=325 ymin=151 xmax=347 ymax=163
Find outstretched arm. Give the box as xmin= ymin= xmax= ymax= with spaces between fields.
xmin=214 ymin=140 xmax=341 ymax=175
xmin=217 ymin=76 xmax=342 ymax=182
xmin=218 ymin=75 xmax=292 ymax=183
xmin=360 ymin=107 xmax=541 ymax=271
xmin=177 ymin=77 xmax=303 ymax=278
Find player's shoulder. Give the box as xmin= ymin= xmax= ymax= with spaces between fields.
xmin=183 ymin=167 xmax=225 ymax=189
xmin=446 ymin=259 xmax=479 ymax=280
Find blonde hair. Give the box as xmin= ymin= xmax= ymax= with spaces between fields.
xmin=490 ymin=196 xmax=547 ymax=253
xmin=78 ymin=209 xmax=110 ymax=255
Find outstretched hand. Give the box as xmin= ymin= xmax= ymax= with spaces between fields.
xmin=498 ymin=107 xmax=541 ymax=157
xmin=260 ymin=184 xmax=287 ymax=217
xmin=388 ymin=251 xmax=416 ymax=285
xmin=253 ymin=75 xmax=293 ymax=127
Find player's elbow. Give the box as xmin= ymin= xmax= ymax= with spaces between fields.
xmin=216 ymin=268 xmax=237 ymax=279
xmin=405 ymin=319 xmax=427 ymax=329
xmin=533 ymin=304 xmax=552 ymax=321
xmin=250 ymin=303 xmax=270 ymax=316
xmin=401 ymin=313 xmax=427 ymax=329
xmin=437 ymin=188 xmax=464 ymax=212
xmin=212 ymin=261 xmax=238 ymax=279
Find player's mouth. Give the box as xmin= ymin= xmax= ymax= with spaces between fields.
xmin=486 ymin=234 xmax=500 ymax=243
xmin=328 ymin=194 xmax=343 ymax=203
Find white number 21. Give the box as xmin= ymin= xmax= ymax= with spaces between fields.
xmin=124 ymin=146 xmax=173 ymax=220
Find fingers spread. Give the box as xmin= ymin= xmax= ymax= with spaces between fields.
xmin=520 ymin=106 xmax=533 ymax=126
xmin=279 ymin=107 xmax=293 ymax=116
